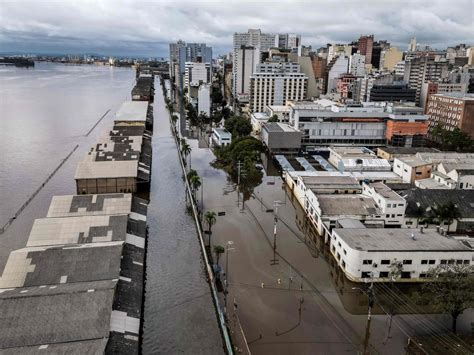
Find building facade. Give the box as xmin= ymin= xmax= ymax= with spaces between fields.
xmin=426 ymin=93 xmax=474 ymax=139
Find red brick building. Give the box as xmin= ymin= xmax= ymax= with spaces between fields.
xmin=358 ymin=35 xmax=374 ymax=65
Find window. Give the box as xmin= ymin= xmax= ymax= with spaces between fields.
xmin=361 ymin=272 xmax=371 ymax=278
xmin=456 ymin=260 xmax=463 ymax=265
xmin=429 ymin=260 xmax=435 ymax=265
xmin=342 ymin=260 xmax=346 ymax=268
xmin=343 ymin=249 xmax=347 ymax=255
xmin=338 ymin=242 xmax=341 ymax=247
xmin=331 ymin=245 xmax=335 ymax=253
xmin=381 ymin=260 xmax=390 ymax=265
xmin=363 ymin=260 xmax=373 ymax=265
xmin=336 ymin=253 xmax=340 ymax=260
xmin=463 ymin=260 xmax=470 ymax=264
xmin=403 ymin=260 xmax=412 ymax=265
xmin=421 ymin=260 xmax=428 ymax=265
xmin=448 ymin=260 xmax=455 ymax=265
xmin=401 ymin=272 xmax=411 ymax=279
xmin=379 ymin=272 xmax=389 ymax=278
xmin=440 ymin=260 xmax=447 ymax=264
xmin=419 ymin=273 xmax=428 ymax=278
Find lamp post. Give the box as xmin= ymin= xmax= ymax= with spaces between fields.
xmin=270 ymin=200 xmax=282 ymax=265
xmin=353 ymin=272 xmax=375 ymax=354
xmin=224 ymin=241 xmax=235 ymax=315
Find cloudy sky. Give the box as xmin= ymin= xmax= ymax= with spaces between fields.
xmin=0 ymin=0 xmax=472 ymax=57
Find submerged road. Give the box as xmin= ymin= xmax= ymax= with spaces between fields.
xmin=142 ymin=78 xmax=224 ymax=354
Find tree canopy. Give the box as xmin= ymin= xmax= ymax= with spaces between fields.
xmin=430 ymin=124 xmax=474 ymax=152
xmin=224 ymin=116 xmax=252 ymax=137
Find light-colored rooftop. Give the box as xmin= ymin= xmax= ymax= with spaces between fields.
xmin=368 ymin=182 xmax=404 ymax=200
xmin=414 ymin=178 xmax=448 ymax=189
xmin=416 ymin=152 xmax=474 ymax=164
xmin=115 ymin=101 xmax=148 ymax=122
xmin=334 ymin=228 xmax=473 ymax=252
xmin=318 ymin=195 xmax=379 ymax=216
xmin=47 ymin=194 xmax=132 ymax=217
xmin=341 ymin=158 xmax=392 ymax=170
xmin=213 ymin=128 xmax=232 ymax=138
xmin=395 ymin=156 xmax=431 ymax=167
xmin=330 ymin=146 xmax=375 ymax=158
xmin=75 ymin=158 xmax=138 ymax=179
xmin=27 ymin=215 xmax=128 ymax=247
xmin=301 ymin=175 xmax=360 ymax=192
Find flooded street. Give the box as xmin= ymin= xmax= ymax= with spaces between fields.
xmin=142 ymin=79 xmax=224 ymax=354
xmin=185 ymin=129 xmax=472 ymax=354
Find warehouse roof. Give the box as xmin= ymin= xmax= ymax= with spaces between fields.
xmin=47 ymin=193 xmax=132 ymax=217
xmin=318 ymin=195 xmax=379 ymax=216
xmin=75 ymin=158 xmax=138 ymax=179
xmin=0 ymin=280 xmax=116 ymax=349
xmin=333 ymin=228 xmax=472 ymax=252
xmin=27 ymin=215 xmax=128 ymax=247
xmin=0 ymin=242 xmax=123 ymax=288
xmin=0 ymin=338 xmax=108 ymax=354
xmin=115 ymin=101 xmax=149 ymax=122
xmin=397 ymin=188 xmax=474 ymax=219
xmin=301 ymin=175 xmax=360 ymax=192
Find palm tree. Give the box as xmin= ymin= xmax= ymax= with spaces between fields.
xmin=213 ymin=245 xmax=225 ymax=265
xmin=204 ymin=210 xmax=217 ymax=247
xmin=190 ymin=175 xmax=201 ymax=200
xmin=181 ymin=142 xmax=192 ymax=169
xmin=412 ymin=205 xmax=425 ymax=227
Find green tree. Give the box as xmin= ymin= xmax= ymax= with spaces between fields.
xmin=224 ymin=116 xmax=252 ymax=137
xmin=204 ymin=211 xmax=217 ymax=247
xmin=433 ymin=202 xmax=461 ymax=232
xmin=267 ymin=114 xmax=279 ymax=123
xmin=423 ymin=263 xmax=474 ymax=333
xmin=213 ymin=245 xmax=225 ymax=265
xmin=221 ymin=106 xmax=231 ymax=120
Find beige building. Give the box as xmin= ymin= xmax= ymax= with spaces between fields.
xmin=393 ymin=156 xmax=432 ymax=183
xmin=426 ymin=93 xmax=474 ymax=139
xmin=380 ymin=47 xmax=403 ymax=71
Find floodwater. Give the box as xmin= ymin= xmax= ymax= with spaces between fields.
xmin=142 ymin=78 xmax=224 ymax=354
xmin=0 ymin=62 xmax=134 ymax=270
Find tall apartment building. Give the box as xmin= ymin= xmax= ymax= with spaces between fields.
xmin=233 ymin=45 xmax=260 ymax=102
xmin=232 ymin=29 xmax=275 ymax=98
xmin=249 ymin=65 xmax=307 ymax=112
xmin=325 ymin=55 xmax=349 ymax=94
xmin=380 ymin=47 xmax=403 ymax=71
xmin=426 ymin=93 xmax=474 ymax=139
xmin=327 ymin=44 xmax=352 ymax=62
xmin=169 ymin=40 xmax=186 ymax=87
xmin=420 ymin=81 xmax=468 ymax=110
xmin=170 ymin=42 xmax=212 ymax=92
xmin=275 ymin=34 xmax=301 ymax=50
xmin=358 ymin=72 xmax=393 ymax=102
xmin=358 ymin=35 xmax=374 ymax=65
xmin=349 ymin=53 xmax=366 ymax=77
xmin=403 ymin=56 xmax=448 ymax=105
xmin=184 ymin=62 xmax=211 ymax=105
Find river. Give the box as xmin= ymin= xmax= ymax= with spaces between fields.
xmin=0 ymin=64 xmax=223 ymax=354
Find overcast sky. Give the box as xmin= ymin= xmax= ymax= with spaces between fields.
xmin=0 ymin=0 xmax=472 ymax=57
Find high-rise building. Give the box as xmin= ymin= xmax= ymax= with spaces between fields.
xmin=403 ymin=55 xmax=448 ymax=105
xmin=380 ymin=47 xmax=403 ymax=71
xmin=408 ymin=37 xmax=417 ymax=52
xmin=171 ymin=42 xmax=212 ymax=92
xmin=358 ymin=35 xmax=374 ymax=65
xmin=370 ymin=83 xmax=416 ymax=102
xmin=349 ymin=53 xmax=366 ymax=76
xmin=426 ymin=93 xmax=474 ymax=139
xmin=420 ymin=82 xmax=468 ymax=110
xmin=275 ymin=34 xmax=301 ymax=50
xmin=198 ymin=84 xmax=211 ymax=117
xmin=327 ymin=44 xmax=352 ymax=62
xmin=325 ymin=55 xmax=349 ymax=94
xmin=249 ymin=65 xmax=307 ymax=112
xmin=232 ymin=29 xmax=275 ymax=98
xmin=233 ymin=45 xmax=260 ymax=102
xmin=184 ymin=62 xmax=211 ymax=105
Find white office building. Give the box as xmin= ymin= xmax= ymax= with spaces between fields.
xmin=198 ymin=84 xmax=211 ymax=117
xmin=233 ymin=45 xmax=260 ymax=102
xmin=330 ymin=228 xmax=472 ymax=282
xmin=249 ymin=68 xmax=307 ymax=113
xmin=232 ymin=29 xmax=275 ymax=98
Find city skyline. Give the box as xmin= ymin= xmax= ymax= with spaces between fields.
xmin=1 ymin=0 xmax=473 ymax=57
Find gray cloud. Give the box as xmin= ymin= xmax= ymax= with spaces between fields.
xmin=0 ymin=0 xmax=472 ymax=57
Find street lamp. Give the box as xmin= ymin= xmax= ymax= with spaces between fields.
xmin=224 ymin=241 xmax=235 ymax=315
xmin=352 ymin=272 xmax=375 ymax=354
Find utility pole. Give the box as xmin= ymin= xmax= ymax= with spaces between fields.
xmin=240 ymin=170 xmax=247 ymax=211
xmin=353 ymin=272 xmax=375 ymax=354
xmin=237 ymin=160 xmax=242 ymax=206
xmin=224 ymin=241 xmax=235 ymax=316
xmin=270 ymin=200 xmax=281 ymax=265
xmin=200 ymin=178 xmax=204 ymax=224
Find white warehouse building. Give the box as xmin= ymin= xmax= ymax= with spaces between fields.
xmin=330 ymin=228 xmax=473 ymax=282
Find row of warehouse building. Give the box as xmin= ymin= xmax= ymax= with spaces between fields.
xmin=282 ymin=146 xmax=473 ymax=283
xmin=0 ymin=75 xmax=155 ymax=353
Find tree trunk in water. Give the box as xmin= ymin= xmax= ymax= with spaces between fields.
xmin=452 ymin=312 xmax=459 ymax=334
